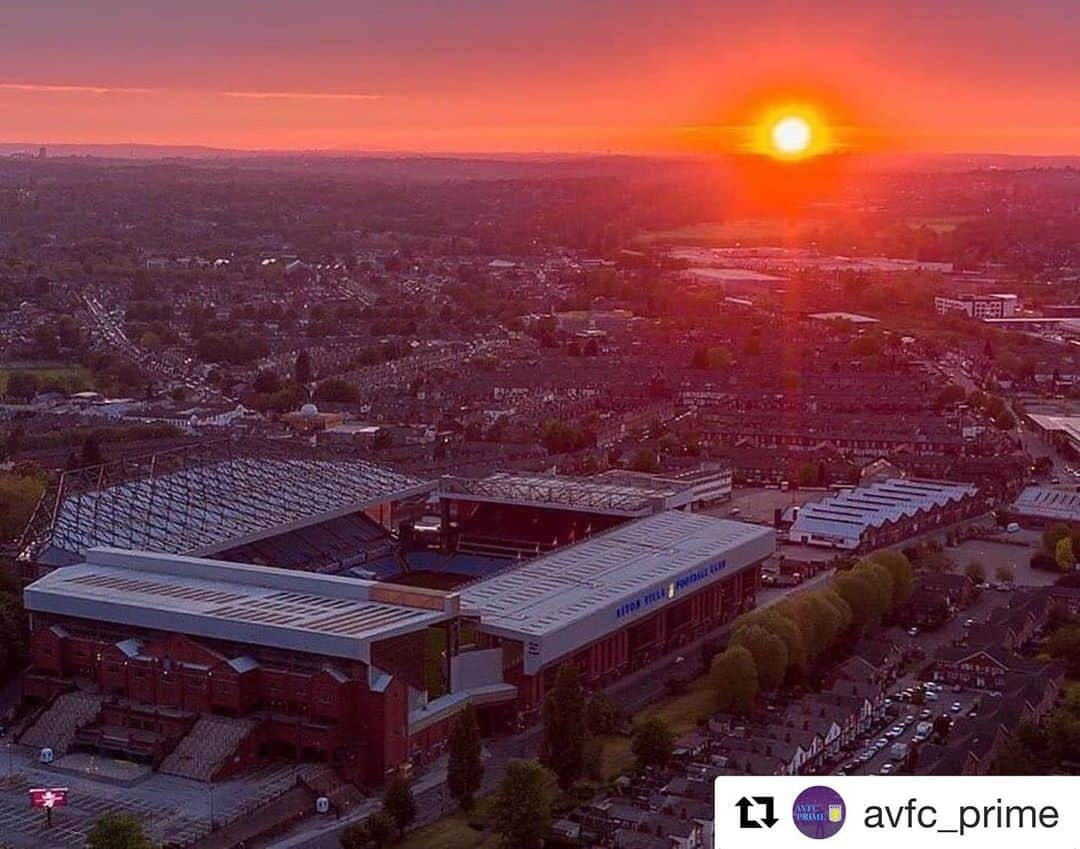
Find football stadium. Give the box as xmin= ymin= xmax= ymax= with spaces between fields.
xmin=18 ymin=443 xmax=770 ymax=783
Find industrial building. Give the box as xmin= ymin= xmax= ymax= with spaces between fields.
xmin=788 ymin=478 xmax=984 ymax=550
xmin=1007 ymin=486 xmax=1080 ymax=527
xmin=934 ymin=293 xmax=1018 ymax=320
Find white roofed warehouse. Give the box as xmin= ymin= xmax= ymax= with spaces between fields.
xmin=788 ymin=478 xmax=985 ymax=551
xmin=459 ymin=511 xmax=774 ymax=721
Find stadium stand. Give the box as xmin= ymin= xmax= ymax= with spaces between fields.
xmin=160 ymin=716 xmax=259 ymax=781
xmin=20 ymin=690 xmax=105 ymax=753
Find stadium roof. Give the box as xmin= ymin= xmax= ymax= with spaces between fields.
xmin=25 ymin=548 xmax=456 ymax=662
xmin=460 ymin=511 xmax=774 ymax=673
xmin=1011 ymin=486 xmax=1080 ymax=524
xmin=436 ymin=471 xmax=694 ymax=517
xmin=789 ymin=478 xmax=978 ymax=546
xmin=25 ymin=445 xmax=432 ymax=564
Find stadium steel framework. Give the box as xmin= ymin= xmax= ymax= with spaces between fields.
xmin=19 ymin=439 xmax=432 ymax=564
xmin=436 ymin=471 xmax=690 ymax=517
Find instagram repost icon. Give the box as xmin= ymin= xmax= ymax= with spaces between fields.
xmin=792 ymin=786 xmax=846 ymax=839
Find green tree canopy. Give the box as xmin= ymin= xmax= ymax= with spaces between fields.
xmin=586 ymin=693 xmax=625 ymax=736
xmin=447 ymin=703 xmax=484 ymax=811
xmin=711 ymin=646 xmax=758 ymax=715
xmin=540 ymin=663 xmax=588 ymax=791
xmin=85 ymin=813 xmax=154 ymax=849
xmin=867 ymin=549 xmax=916 ymax=606
xmin=631 ymin=716 xmax=674 ymax=771
xmin=730 ymin=624 xmax=788 ymax=692
xmin=491 ymin=760 xmax=554 ymax=849
xmin=382 ymin=775 xmax=416 ymax=837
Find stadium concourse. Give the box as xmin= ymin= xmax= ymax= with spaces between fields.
xmin=17 ymin=444 xmax=768 ymax=784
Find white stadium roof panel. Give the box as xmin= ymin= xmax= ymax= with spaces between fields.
xmin=24 ymin=548 xmax=453 ymax=661
xmin=460 ymin=511 xmax=774 ymax=673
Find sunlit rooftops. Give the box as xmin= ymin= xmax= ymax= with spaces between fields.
xmin=437 ymin=471 xmax=696 ymax=516
xmin=460 ymin=511 xmax=774 ymax=640
xmin=25 ymin=548 xmax=456 ymax=661
xmin=40 ymin=455 xmax=431 ymax=563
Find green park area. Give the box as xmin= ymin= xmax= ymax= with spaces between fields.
xmin=0 ymin=362 xmax=94 ymax=398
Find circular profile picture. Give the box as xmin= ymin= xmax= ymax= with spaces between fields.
xmin=792 ymin=785 xmax=846 ymax=839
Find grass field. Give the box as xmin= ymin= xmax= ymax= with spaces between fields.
xmin=597 ymin=673 xmax=717 ymax=782
xmin=636 ymin=217 xmax=827 ymax=246
xmin=397 ymin=798 xmax=500 ymax=849
xmin=0 ymin=363 xmax=94 ymax=396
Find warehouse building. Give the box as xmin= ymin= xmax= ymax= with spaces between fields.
xmin=788 ymin=478 xmax=983 ymax=550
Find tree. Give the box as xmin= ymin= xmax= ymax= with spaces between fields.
xmin=315 ymin=378 xmax=360 ymax=403
xmin=4 ymin=371 xmax=39 ymax=402
xmin=586 ymin=693 xmax=625 ymax=736
xmin=629 ymin=448 xmax=660 ymax=473
xmin=730 ymin=625 xmax=788 ymax=692
xmin=1046 ymin=626 xmax=1080 ymax=678
xmin=965 ymin=560 xmax=986 ymax=584
xmin=0 ymin=471 xmax=44 ymax=542
xmin=491 ymin=760 xmax=553 ymax=849
xmin=540 ymin=663 xmax=588 ymax=791
xmin=341 ymin=811 xmax=395 ymax=849
xmin=832 ymin=560 xmax=893 ymax=632
xmin=711 ymin=647 xmax=758 ymax=715
xmin=631 ymin=716 xmax=673 ymax=771
xmin=382 ymin=775 xmax=416 ymax=838
xmin=995 ymin=565 xmax=1015 ymax=584
xmin=252 ymin=369 xmax=282 ymax=394
xmin=1042 ymin=524 xmax=1071 ymax=556
xmin=867 ymin=549 xmax=916 ymax=606
xmin=1057 ymin=537 xmax=1077 ymax=572
xmin=447 ymin=704 xmax=484 ymax=811
xmin=86 ymin=812 xmax=153 ymax=849
xmin=294 ymin=349 xmax=313 ymax=384
xmin=1031 ymin=551 xmax=1059 ymax=572
xmin=993 ymin=408 xmax=1017 ymax=430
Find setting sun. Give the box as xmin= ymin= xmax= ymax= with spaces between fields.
xmin=771 ymin=115 xmax=812 ymax=156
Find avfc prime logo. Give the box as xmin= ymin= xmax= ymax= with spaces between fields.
xmin=792 ymin=786 xmax=846 ymax=839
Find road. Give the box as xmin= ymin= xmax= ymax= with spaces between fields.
xmin=836 ymin=585 xmax=1021 ymax=778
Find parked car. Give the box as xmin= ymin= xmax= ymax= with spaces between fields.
xmin=950 ymin=701 xmax=963 ymax=713
xmin=880 ymin=763 xmax=895 ymax=775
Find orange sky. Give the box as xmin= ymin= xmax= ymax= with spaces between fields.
xmin=3 ymin=1 xmax=1078 ymax=155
